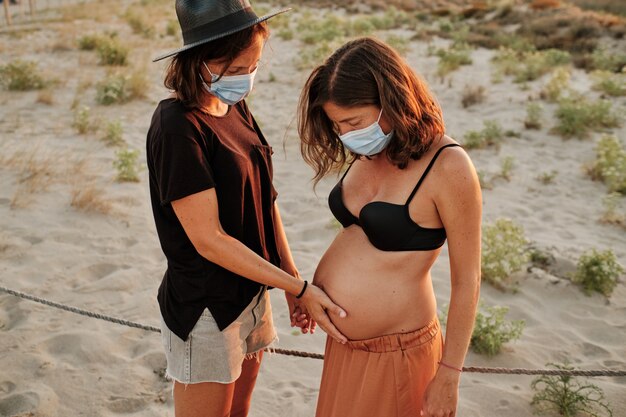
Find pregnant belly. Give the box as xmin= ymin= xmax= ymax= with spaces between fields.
xmin=313 ymin=229 xmax=439 ymax=340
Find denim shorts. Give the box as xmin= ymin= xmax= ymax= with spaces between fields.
xmin=159 ymin=287 xmax=277 ymax=384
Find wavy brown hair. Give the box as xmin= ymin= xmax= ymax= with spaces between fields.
xmin=164 ymin=22 xmax=269 ymax=109
xmin=297 ymin=37 xmax=445 ymax=184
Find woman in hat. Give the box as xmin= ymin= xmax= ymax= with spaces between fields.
xmin=146 ymin=2 xmax=347 ymax=416
xmin=297 ymin=37 xmax=481 ymax=417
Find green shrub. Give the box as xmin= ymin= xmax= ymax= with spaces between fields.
xmin=572 ymin=249 xmax=623 ymax=297
xmin=113 ymin=149 xmax=141 ymax=182
xmin=587 ymin=135 xmax=626 ymax=195
xmin=386 ymin=35 xmax=410 ymax=55
xmin=531 ymin=362 xmax=614 ymax=417
xmin=463 ymin=120 xmax=504 ymax=149
xmin=102 ymin=120 xmax=125 ymax=146
xmin=471 ymin=305 xmax=525 ymax=356
xmin=78 ymin=34 xmax=103 ymax=50
xmin=553 ymin=98 xmax=621 ymax=139
xmin=536 ymin=170 xmax=558 ymax=185
xmin=347 ymin=17 xmax=375 ymax=36
xmin=540 ymin=67 xmax=570 ymax=102
xmin=591 ymin=48 xmax=626 ymax=73
xmin=601 ymin=193 xmax=625 ymax=226
xmin=591 ymin=71 xmax=626 ymax=97
xmin=277 ymin=28 xmax=294 ymax=40
xmin=165 ymin=19 xmax=179 ymax=37
xmin=481 ymin=218 xmax=529 ymax=289
xmin=525 ymin=102 xmax=543 ymax=129
xmin=126 ymin=12 xmax=155 ymax=38
xmin=72 ymin=106 xmax=94 ymax=134
xmin=498 ymin=156 xmax=514 ymax=181
xmin=96 ymin=71 xmax=145 ymax=105
xmin=492 ymin=47 xmax=571 ymax=83
xmin=0 ymin=60 xmax=46 ymax=91
xmin=96 ymin=38 xmax=128 ymax=66
xmin=436 ymin=43 xmax=473 ymax=76
xmin=295 ymin=42 xmax=335 ymax=70
xmin=297 ymin=14 xmax=346 ymax=45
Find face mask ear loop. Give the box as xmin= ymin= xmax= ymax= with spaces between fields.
xmin=377 ymin=108 xmax=383 ymax=123
xmin=203 ymin=62 xmax=217 ymax=83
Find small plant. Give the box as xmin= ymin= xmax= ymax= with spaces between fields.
xmin=126 ymin=12 xmax=155 ymax=38
xmin=492 ymin=48 xmax=571 ymax=84
xmin=101 ymin=120 xmax=125 ymax=146
xmin=96 ymin=70 xmax=145 ymax=105
xmin=461 ymin=85 xmax=486 ymax=108
xmin=77 ymin=34 xmax=103 ymax=50
xmin=525 ymin=102 xmax=543 ymax=130
xmin=481 ymin=218 xmax=529 ymax=289
xmin=297 ymin=14 xmax=346 ymax=45
xmin=72 ymin=106 xmax=94 ymax=134
xmin=386 ymin=35 xmax=410 ymax=55
xmin=295 ymin=42 xmax=335 ymax=70
xmin=498 ymin=156 xmax=514 ymax=181
xmin=587 ymin=135 xmax=626 ymax=194
xmin=37 ymin=89 xmax=54 ymax=105
xmin=591 ymin=48 xmax=626 ymax=73
xmin=553 ymin=98 xmax=621 ymax=139
xmin=96 ymin=38 xmax=128 ymax=66
xmin=113 ymin=148 xmax=141 ymax=182
xmin=531 ymin=362 xmax=614 ymax=417
xmin=477 ymin=170 xmax=493 ymax=190
xmin=591 ymin=71 xmax=626 ymax=97
xmin=71 ymin=185 xmax=112 ymax=215
xmin=540 ymin=67 xmax=570 ymax=102
xmin=165 ymin=19 xmax=178 ymax=37
xmin=572 ymin=249 xmax=623 ymax=297
xmin=600 ymin=193 xmax=625 ymax=226
xmin=436 ymin=43 xmax=473 ymax=77
xmin=277 ymin=28 xmax=294 ymax=40
xmin=463 ymin=120 xmax=504 ymax=149
xmin=536 ymin=170 xmax=558 ymax=185
xmin=0 ymin=60 xmax=46 ymax=91
xmin=471 ymin=305 xmax=525 ymax=356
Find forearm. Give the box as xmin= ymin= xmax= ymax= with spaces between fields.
xmin=442 ymin=275 xmax=480 ymax=369
xmin=273 ymin=202 xmax=298 ymax=272
xmin=198 ymin=231 xmax=304 ymax=296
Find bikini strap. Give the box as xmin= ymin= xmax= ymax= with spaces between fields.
xmin=339 ymin=160 xmax=356 ymax=182
xmin=405 ymin=144 xmax=461 ymax=205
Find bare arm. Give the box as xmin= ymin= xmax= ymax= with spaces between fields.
xmin=423 ymin=147 xmax=482 ymax=417
xmin=171 ymin=189 xmax=345 ymax=342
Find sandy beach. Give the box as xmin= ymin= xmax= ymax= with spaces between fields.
xmin=1 ymin=0 xmax=625 ymax=416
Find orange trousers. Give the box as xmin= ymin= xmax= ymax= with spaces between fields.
xmin=315 ymin=317 xmax=443 ymax=417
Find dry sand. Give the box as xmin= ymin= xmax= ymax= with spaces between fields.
xmin=1 ymin=1 xmax=625 ymax=416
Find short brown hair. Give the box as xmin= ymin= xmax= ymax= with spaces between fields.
xmin=164 ymin=22 xmax=269 ymax=109
xmin=297 ymin=37 xmax=445 ymax=184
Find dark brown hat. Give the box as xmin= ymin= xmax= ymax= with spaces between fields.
xmin=153 ymin=0 xmax=290 ymax=62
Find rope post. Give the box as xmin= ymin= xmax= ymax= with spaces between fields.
xmin=3 ymin=0 xmax=12 ymax=26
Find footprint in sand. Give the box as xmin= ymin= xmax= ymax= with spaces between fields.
xmin=581 ymin=342 xmax=610 ymax=358
xmin=0 ymin=392 xmax=39 ymax=416
xmin=0 ymin=299 xmax=27 ymax=331
xmin=106 ymin=396 xmax=148 ymax=414
xmin=0 ymin=381 xmax=16 ymax=394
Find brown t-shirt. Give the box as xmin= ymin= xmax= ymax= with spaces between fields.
xmin=146 ymin=98 xmax=281 ymax=341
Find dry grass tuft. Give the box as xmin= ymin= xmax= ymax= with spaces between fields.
xmin=461 ymin=85 xmax=486 ymax=108
xmin=37 ymin=89 xmax=55 ymax=105
xmin=70 ymin=184 xmax=112 ymax=215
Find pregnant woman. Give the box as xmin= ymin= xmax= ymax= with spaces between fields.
xmin=297 ymin=37 xmax=482 ymax=417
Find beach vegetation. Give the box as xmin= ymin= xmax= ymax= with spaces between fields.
xmin=528 ymin=245 xmax=555 ymax=270
xmin=587 ymin=135 xmax=626 ymax=195
xmin=536 ymin=170 xmax=558 ymax=185
xmin=572 ymin=249 xmax=623 ymax=297
xmin=113 ymin=149 xmax=141 ymax=182
xmin=482 ymin=218 xmax=530 ymax=289
xmin=471 ymin=305 xmax=525 ymax=356
xmin=600 ymin=193 xmax=625 ymax=227
xmin=0 ymin=60 xmax=46 ymax=91
xmin=96 ymin=38 xmax=128 ymax=66
xmin=553 ymin=98 xmax=621 ymax=139
xmin=492 ymin=48 xmax=571 ymax=84
xmin=591 ymin=71 xmax=626 ymax=97
xmin=297 ymin=14 xmax=346 ymax=45
xmin=72 ymin=106 xmax=97 ymax=134
xmin=461 ymin=85 xmax=486 ymax=108
xmin=477 ymin=171 xmax=494 ymax=190
xmin=497 ymin=156 xmax=514 ymax=181
xmin=96 ymin=70 xmax=146 ymax=105
xmin=540 ymin=67 xmax=571 ymax=102
xmin=436 ymin=43 xmax=473 ymax=77
xmin=277 ymin=28 xmax=294 ymax=41
xmin=531 ymin=362 xmax=614 ymax=417
xmin=78 ymin=34 xmax=104 ymax=51
xmin=165 ymin=19 xmax=178 ymax=37
xmin=101 ymin=120 xmax=125 ymax=147
xmin=385 ymin=35 xmax=410 ymax=55
xmin=71 ymin=185 xmax=112 ymax=215
xmin=590 ymin=48 xmax=626 ymax=73
xmin=463 ymin=120 xmax=504 ymax=150
xmin=37 ymin=89 xmax=55 ymax=105
xmin=295 ymin=42 xmax=336 ymax=70
xmin=126 ymin=12 xmax=155 ymax=38
xmin=525 ymin=102 xmax=543 ymax=129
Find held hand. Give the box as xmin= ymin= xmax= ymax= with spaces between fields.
xmin=421 ymin=368 xmax=460 ymax=417
xmin=300 ymin=283 xmax=348 ymax=344
xmin=285 ymin=292 xmax=315 ymax=333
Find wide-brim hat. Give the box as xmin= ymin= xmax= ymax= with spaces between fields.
xmin=153 ymin=0 xmax=291 ymax=62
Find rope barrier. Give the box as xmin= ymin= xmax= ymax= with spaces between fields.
xmin=1 ymin=285 xmax=625 ymax=377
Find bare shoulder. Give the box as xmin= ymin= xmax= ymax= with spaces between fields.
xmin=430 ymin=137 xmax=479 ymax=193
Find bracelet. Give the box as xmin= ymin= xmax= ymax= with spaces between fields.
xmin=438 ymin=361 xmax=463 ymax=372
xmin=295 ymin=280 xmax=308 ymax=299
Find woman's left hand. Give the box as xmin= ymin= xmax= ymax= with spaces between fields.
xmin=282 ymin=266 xmax=316 ymax=333
xmin=421 ymin=369 xmax=460 ymax=417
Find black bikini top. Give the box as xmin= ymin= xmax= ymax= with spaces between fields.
xmin=328 ymin=144 xmax=461 ymax=252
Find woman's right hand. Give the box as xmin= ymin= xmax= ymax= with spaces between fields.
xmin=300 ymin=283 xmax=348 ymax=344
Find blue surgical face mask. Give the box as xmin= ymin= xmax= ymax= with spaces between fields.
xmin=201 ymin=62 xmax=257 ymax=105
xmin=338 ymin=109 xmax=393 ymax=156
